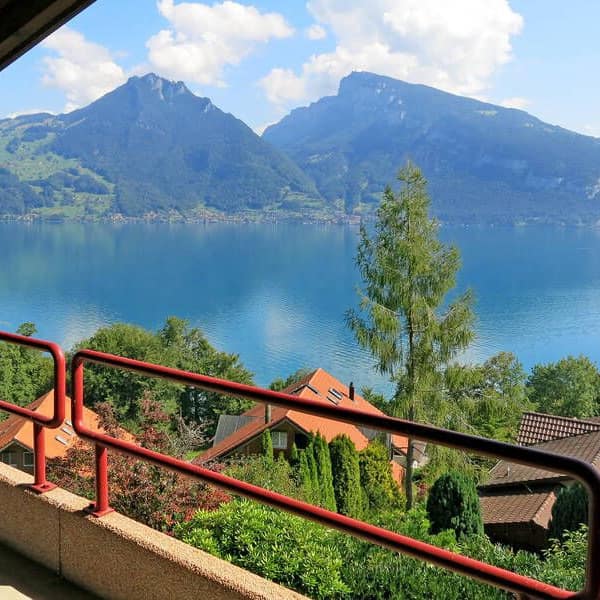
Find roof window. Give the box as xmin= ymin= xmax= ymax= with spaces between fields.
xmin=329 ymin=388 xmax=343 ymax=400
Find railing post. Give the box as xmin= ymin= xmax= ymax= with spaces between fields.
xmin=90 ymin=443 xmax=113 ymax=517
xmin=29 ymin=418 xmax=57 ymax=493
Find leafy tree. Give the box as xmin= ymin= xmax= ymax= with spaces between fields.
xmin=444 ymin=352 xmax=530 ymax=442
xmin=549 ymin=483 xmax=588 ymax=542
xmin=75 ymin=317 xmax=254 ymax=433
xmin=359 ymin=441 xmax=403 ymax=513
xmin=329 ymin=434 xmax=362 ymax=517
xmin=0 ymin=322 xmax=54 ymax=409
xmin=269 ymin=367 xmax=312 ymax=391
xmin=175 ymin=500 xmax=349 ymax=599
xmin=426 ymin=471 xmax=483 ymax=538
xmin=157 ymin=317 xmax=254 ymax=433
xmin=347 ymin=163 xmax=474 ymax=508
xmin=260 ymin=429 xmax=274 ymax=462
xmin=74 ymin=322 xmax=164 ymax=422
xmin=527 ymin=356 xmax=600 ymax=418
xmin=361 ymin=387 xmax=390 ymax=413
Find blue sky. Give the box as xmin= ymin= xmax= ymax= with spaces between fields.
xmin=1 ymin=0 xmax=599 ymax=137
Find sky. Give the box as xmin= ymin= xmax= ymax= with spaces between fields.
xmin=1 ymin=0 xmax=599 ymax=137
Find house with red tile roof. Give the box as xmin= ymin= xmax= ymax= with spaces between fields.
xmin=0 ymin=389 xmax=126 ymax=474
xmin=194 ymin=368 xmax=419 ymax=483
xmin=479 ymin=411 xmax=600 ymax=550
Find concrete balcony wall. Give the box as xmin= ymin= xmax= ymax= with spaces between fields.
xmin=0 ymin=462 xmax=307 ymax=600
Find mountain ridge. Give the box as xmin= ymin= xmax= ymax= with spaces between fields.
xmin=264 ymin=71 xmax=600 ymax=224
xmin=2 ymin=71 xmax=600 ymax=224
xmin=0 ymin=73 xmax=323 ymax=220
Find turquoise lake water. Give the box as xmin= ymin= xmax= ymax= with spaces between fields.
xmin=1 ymin=222 xmax=600 ymax=393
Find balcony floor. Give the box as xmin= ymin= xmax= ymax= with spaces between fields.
xmin=0 ymin=542 xmax=96 ymax=599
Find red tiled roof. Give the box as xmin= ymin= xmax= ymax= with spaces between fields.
xmin=483 ymin=429 xmax=600 ymax=489
xmin=516 ymin=411 xmax=600 ymax=446
xmin=480 ymin=488 xmax=557 ymax=527
xmin=0 ymin=389 xmax=128 ymax=458
xmin=195 ymin=368 xmax=409 ymax=464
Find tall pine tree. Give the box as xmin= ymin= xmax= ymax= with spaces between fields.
xmin=347 ymin=163 xmax=474 ymax=509
xmin=314 ymin=433 xmax=336 ymax=511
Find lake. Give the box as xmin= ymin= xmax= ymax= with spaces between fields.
xmin=1 ymin=222 xmax=600 ymax=393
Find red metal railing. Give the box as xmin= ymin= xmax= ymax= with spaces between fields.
xmin=0 ymin=332 xmax=65 ymax=492
xmin=71 ymin=348 xmax=600 ymax=600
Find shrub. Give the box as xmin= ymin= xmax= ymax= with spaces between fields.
xmin=426 ymin=471 xmax=483 ymax=538
xmin=359 ymin=441 xmax=403 ymax=513
xmin=175 ymin=500 xmax=349 ymax=599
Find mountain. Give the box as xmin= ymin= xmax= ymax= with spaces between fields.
xmin=263 ymin=71 xmax=600 ymax=224
xmin=0 ymin=74 xmax=321 ymax=219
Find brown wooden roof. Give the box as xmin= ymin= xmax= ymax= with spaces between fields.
xmin=480 ymin=487 xmax=557 ymax=527
xmin=484 ymin=429 xmax=600 ymax=489
xmin=516 ymin=411 xmax=600 ymax=446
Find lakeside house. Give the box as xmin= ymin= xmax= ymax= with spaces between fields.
xmin=0 ymin=389 xmax=122 ymax=474
xmin=479 ymin=411 xmax=600 ymax=550
xmin=195 ymin=367 xmax=426 ymax=482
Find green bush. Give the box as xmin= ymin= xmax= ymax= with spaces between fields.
xmin=359 ymin=441 xmax=403 ymax=513
xmin=175 ymin=500 xmax=349 ymax=599
xmin=226 ymin=454 xmax=298 ymax=498
xmin=426 ymin=471 xmax=483 ymax=538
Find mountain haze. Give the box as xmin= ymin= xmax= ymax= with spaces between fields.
xmin=0 ymin=74 xmax=321 ymax=218
xmin=264 ymin=72 xmax=600 ymax=224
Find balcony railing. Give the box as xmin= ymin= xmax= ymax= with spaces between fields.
xmin=0 ymin=331 xmax=65 ymax=492
xmin=1 ymin=332 xmax=599 ymax=599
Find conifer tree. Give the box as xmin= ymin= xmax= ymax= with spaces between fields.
xmin=314 ymin=433 xmax=337 ymax=511
xmin=261 ymin=429 xmax=274 ymax=463
xmin=289 ymin=442 xmax=299 ymax=468
xmin=426 ymin=471 xmax=483 ymax=538
xmin=549 ymin=483 xmax=589 ymax=541
xmin=347 ymin=163 xmax=474 ymax=508
xmin=329 ymin=434 xmax=362 ymax=517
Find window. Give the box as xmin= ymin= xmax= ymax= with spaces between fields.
xmin=1 ymin=451 xmax=17 ymax=466
xmin=329 ymin=387 xmax=343 ymax=400
xmin=271 ymin=431 xmax=288 ymax=449
xmin=23 ymin=451 xmax=34 ymax=467
xmin=55 ymin=435 xmax=68 ymax=445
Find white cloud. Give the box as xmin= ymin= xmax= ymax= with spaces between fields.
xmin=260 ymin=0 xmax=523 ymax=108
xmin=147 ymin=0 xmax=294 ymax=86
xmin=41 ymin=27 xmax=127 ymax=112
xmin=305 ymin=24 xmax=327 ymax=40
xmin=500 ymin=97 xmax=530 ymax=110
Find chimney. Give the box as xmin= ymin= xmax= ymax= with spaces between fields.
xmin=265 ymin=404 xmax=272 ymax=424
xmin=349 ymin=382 xmax=355 ymax=402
